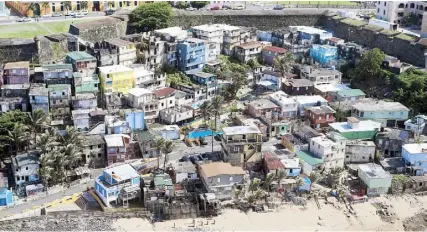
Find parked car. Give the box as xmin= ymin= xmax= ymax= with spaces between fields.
xmin=185 ymin=7 xmax=195 ymax=11
xmin=179 ymin=155 xmax=190 ymax=162
xmin=273 ymin=5 xmax=285 ymax=10
xmin=222 ymin=5 xmax=232 ymax=10
xmin=105 ymin=9 xmax=115 ymax=15
xmin=80 ymin=10 xmax=89 ymax=15
xmin=233 ymin=4 xmax=245 ymax=10
xmin=199 ymin=137 xmax=208 ymax=146
xmin=41 ymin=14 xmax=52 ymax=18
xmin=210 ymin=6 xmax=220 ymax=10
xmin=52 ymin=12 xmax=63 ymax=17
xmin=189 ymin=155 xmax=203 ymax=164
xmin=214 ymin=134 xmax=222 ymax=141
xmin=73 ymin=13 xmax=84 ymax=18
xmin=17 ymin=17 xmax=32 ymax=22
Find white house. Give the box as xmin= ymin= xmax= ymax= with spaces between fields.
xmin=72 ymin=93 xmax=98 ymax=110
xmin=345 ymin=140 xmax=376 ymax=164
xmin=72 ymin=109 xmax=91 ymax=131
xmin=127 ymin=88 xmax=154 ymax=109
xmin=309 ymin=132 xmax=346 ymax=170
xmin=404 ymin=115 xmax=427 ymax=136
xmin=293 ymin=95 xmax=328 ymax=117
xmin=12 ymin=151 xmax=40 ymax=186
xmin=205 ymin=41 xmax=221 ymax=63
xmin=301 ymin=67 xmax=342 ymax=86
xmin=358 ymin=163 xmax=392 ymax=196
xmin=192 ymin=24 xmax=224 ymax=44
xmin=268 ymin=91 xmax=298 ymax=118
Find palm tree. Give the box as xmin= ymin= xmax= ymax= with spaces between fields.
xmin=39 ymin=153 xmax=54 ymax=190
xmin=59 ymin=126 xmax=81 ymax=147
xmin=4 ymin=123 xmax=29 ymax=153
xmin=210 ymin=96 xmax=223 ymax=131
xmin=295 ymin=177 xmax=305 ymax=196
xmin=62 ymin=144 xmax=82 ymax=181
xmin=28 ymin=109 xmax=50 ymax=148
xmin=263 ymin=172 xmax=276 ymax=192
xmin=232 ymin=186 xmax=243 ymax=203
xmin=153 ymin=137 xmax=165 ymax=169
xmin=107 ymin=1 xmax=114 ymax=10
xmin=36 ymin=130 xmax=56 ymax=155
xmin=308 ymin=171 xmax=319 ymax=189
xmin=89 ymin=151 xmax=98 ymax=169
xmin=80 ymin=1 xmax=88 ymax=10
xmin=41 ymin=2 xmax=50 ymax=15
xmin=162 ymin=140 xmax=174 ymax=170
xmin=27 ymin=3 xmax=35 ymax=16
xmin=199 ymin=100 xmax=211 ymax=125
xmin=275 ymin=169 xmax=287 ymax=189
xmin=274 ymin=52 xmax=295 ymax=86
xmin=249 ymin=178 xmax=261 ymax=193
xmin=63 ymin=1 xmax=72 ymax=13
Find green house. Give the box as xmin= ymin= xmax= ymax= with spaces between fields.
xmin=73 ymin=72 xmax=99 ymax=94
xmin=329 ymin=117 xmax=381 ymax=140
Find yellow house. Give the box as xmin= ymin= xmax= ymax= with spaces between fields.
xmin=98 ymin=65 xmax=135 ymax=95
xmin=6 ymin=1 xmax=145 ymax=17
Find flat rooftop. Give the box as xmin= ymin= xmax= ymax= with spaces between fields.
xmin=402 ymin=143 xmax=427 ymax=154
xmin=291 ymin=26 xmax=328 ymax=35
xmin=314 ymin=83 xmax=350 ymax=93
xmin=4 ymin=61 xmax=30 ymax=69
xmin=336 ymin=89 xmax=365 ymax=98
xmin=222 ymin=126 xmax=261 ymax=136
xmin=358 ymin=163 xmax=391 ymax=179
xmin=310 ymin=135 xmax=336 ymax=147
xmin=155 ymin=26 xmax=187 ymax=36
xmin=329 ymin=120 xmax=382 ymax=132
xmin=269 ymin=91 xmax=297 ymax=105
xmin=293 ymin=95 xmax=328 ymax=105
xmin=104 ymin=163 xmax=139 ymax=180
xmin=284 ymin=78 xmax=313 ymax=87
xmin=295 ymin=150 xmax=323 ymax=166
xmin=104 ymin=134 xmax=129 ymax=147
xmin=199 ymin=162 xmax=245 ymax=177
xmin=98 ymin=65 xmax=133 ymax=74
xmin=306 ymin=105 xmax=335 ymax=114
xmin=128 ymin=88 xmax=152 ymax=97
xmin=352 ymin=100 xmax=409 ymax=112
xmin=66 ymin=51 xmax=96 ymax=61
xmin=248 ymin=98 xmax=279 ymax=110
xmin=305 ymin=68 xmax=341 ymax=77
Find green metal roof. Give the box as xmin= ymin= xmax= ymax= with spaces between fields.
xmin=136 ymin=130 xmax=154 ymax=143
xmin=66 ymin=51 xmax=96 ymax=61
xmin=154 ymin=174 xmax=173 ymax=187
xmin=336 ymin=89 xmax=365 ymax=98
xmin=296 ymin=150 xmax=323 ymax=166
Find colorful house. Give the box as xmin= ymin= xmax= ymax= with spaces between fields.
xmin=261 ymin=46 xmax=288 ymax=66
xmin=99 ymin=65 xmax=135 ymax=95
xmin=2 ymin=61 xmax=30 ymax=84
xmin=357 ymin=163 xmax=392 ymax=196
xmin=11 ymin=151 xmax=40 ymax=186
xmin=309 ymin=44 xmax=338 ymax=67
xmin=351 ymin=100 xmax=409 ymax=127
xmin=0 ymin=188 xmax=13 ymax=206
xmin=73 ymin=72 xmax=99 ymax=94
xmin=402 ymin=143 xmax=427 ymax=176
xmin=295 ymin=150 xmax=323 ymax=175
xmin=29 ymin=83 xmax=49 ymax=115
xmin=65 ymin=51 xmax=97 ymax=76
xmin=95 ymin=164 xmax=140 ymax=207
xmin=177 ymin=38 xmax=206 ymax=73
xmin=329 ymin=117 xmax=381 ymax=140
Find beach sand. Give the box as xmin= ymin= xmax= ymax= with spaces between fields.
xmin=112 ymin=194 xmax=427 ymax=231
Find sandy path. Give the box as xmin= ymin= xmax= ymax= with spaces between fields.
xmin=113 ymin=194 xmax=427 ymax=231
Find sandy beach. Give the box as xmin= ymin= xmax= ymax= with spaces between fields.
xmin=112 ymin=194 xmax=427 ymax=231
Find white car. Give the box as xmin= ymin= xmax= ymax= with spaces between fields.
xmin=80 ymin=10 xmax=88 ymax=15
xmin=67 ymin=11 xmax=75 ymax=16
xmin=41 ymin=14 xmax=52 ymax=18
xmin=233 ymin=5 xmax=245 ymax=10
xmin=73 ymin=13 xmax=84 ymax=18
xmin=185 ymin=7 xmax=195 ymax=11
xmin=17 ymin=17 xmax=32 ymax=22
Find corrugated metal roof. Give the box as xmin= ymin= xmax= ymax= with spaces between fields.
xmin=295 ymin=150 xmax=323 ymax=166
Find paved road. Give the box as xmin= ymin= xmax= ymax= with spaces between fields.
xmin=0 ymin=180 xmax=93 ymax=218
xmin=0 ymin=12 xmax=106 ymax=25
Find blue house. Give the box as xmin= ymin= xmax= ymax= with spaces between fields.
xmin=402 ymin=143 xmax=427 ymax=176
xmin=124 ymin=110 xmax=145 ymax=131
xmin=177 ymin=38 xmax=206 ymax=73
xmin=29 ymin=83 xmax=49 ymax=115
xmin=310 ymin=44 xmax=338 ymax=67
xmin=95 ymin=164 xmax=140 ymax=207
xmin=0 ymin=188 xmax=13 ymax=206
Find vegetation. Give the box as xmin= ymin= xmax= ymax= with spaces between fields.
xmin=130 ymin=2 xmax=173 ymax=32
xmin=403 ymin=13 xmax=420 ymax=26
xmin=63 ymin=1 xmax=72 ymax=13
xmin=175 ymin=1 xmax=190 ymax=9
xmin=350 ymin=48 xmax=388 ymax=83
xmin=364 ymin=24 xmax=383 ymax=32
xmin=166 ymin=72 xmax=192 ymax=86
xmin=274 ymin=52 xmax=295 ymax=83
xmin=80 ymin=1 xmax=89 ymax=10
xmin=395 ymin=33 xmax=417 ymax=42
xmin=391 ymin=174 xmax=412 ymax=194
xmin=393 ymin=68 xmax=427 ymax=114
xmin=380 ymin=29 xmax=400 ymax=36
xmin=340 ymin=18 xmax=367 ymax=27
xmin=191 ymin=1 xmax=209 ymax=9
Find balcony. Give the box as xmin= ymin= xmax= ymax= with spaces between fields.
xmin=221 ymin=137 xmax=262 ymax=145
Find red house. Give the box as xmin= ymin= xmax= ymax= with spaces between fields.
xmin=305 ymin=105 xmax=336 ymax=129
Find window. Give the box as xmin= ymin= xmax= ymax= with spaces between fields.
xmin=16 ymin=168 xmax=18 ymax=172
xmin=62 ymin=92 xmax=65 ymax=96
xmin=170 ymin=100 xmax=173 ymax=104
xmin=127 ymin=1 xmax=130 ymax=6
xmin=98 ymin=153 xmax=102 ymax=158
xmin=398 ymin=12 xmax=404 ymax=17
xmin=25 ymin=167 xmax=28 ymax=170
xmin=362 ymin=156 xmax=365 ymax=159
xmin=377 ymin=9 xmax=379 ymax=13
xmin=98 ymin=145 xmax=102 ymax=148
xmin=90 ymin=146 xmax=93 ymax=150
xmin=16 ymin=176 xmax=20 ymax=181
xmin=384 ymin=2 xmax=386 ymax=6
xmin=134 ymin=1 xmax=138 ymax=6
xmin=346 ymin=156 xmax=349 ymax=159
xmin=217 ymin=177 xmax=221 ymax=183
xmin=383 ymin=10 xmax=385 ymax=15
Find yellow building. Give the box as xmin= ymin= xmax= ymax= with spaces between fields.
xmin=99 ymin=65 xmax=135 ymax=95
xmin=6 ymin=1 xmax=144 ymax=17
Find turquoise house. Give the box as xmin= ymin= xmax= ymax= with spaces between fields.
xmin=329 ymin=117 xmax=381 ymax=140
xmin=351 ymin=100 xmax=409 ymax=127
xmin=73 ymin=73 xmax=99 ymax=94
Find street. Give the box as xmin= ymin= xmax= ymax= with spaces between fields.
xmin=0 ymin=12 xmax=107 ymax=25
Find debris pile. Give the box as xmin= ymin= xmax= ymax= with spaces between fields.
xmin=403 ymin=213 xmax=427 ymax=231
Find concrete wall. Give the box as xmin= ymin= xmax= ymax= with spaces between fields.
xmin=324 ymin=17 xmax=427 ymax=67
xmin=69 ymin=17 xmax=127 ymax=43
xmin=35 ymin=34 xmax=70 ymax=65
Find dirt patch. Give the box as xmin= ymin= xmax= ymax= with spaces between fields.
xmin=403 ymin=213 xmax=427 ymax=231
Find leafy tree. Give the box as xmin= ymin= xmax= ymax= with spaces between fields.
xmin=275 ymin=169 xmax=287 ymax=188
xmin=176 ymin=1 xmax=189 ymax=9
xmin=80 ymin=1 xmax=88 ymax=10
xmin=63 ymin=1 xmax=72 ymax=13
xmin=274 ymin=52 xmax=295 ymax=83
xmin=199 ymin=100 xmax=211 ymax=125
xmin=249 ymin=178 xmax=261 ymax=193
xmin=167 ymin=72 xmax=191 ymax=86
xmin=191 ymin=1 xmax=209 ymax=9
xmin=130 ymin=2 xmax=172 ymax=32
xmin=308 ymin=172 xmax=319 ymax=189
xmin=209 ymin=96 xmax=223 ymax=131
xmin=153 ymin=137 xmax=165 ymax=169
xmin=393 ymin=68 xmax=427 ymax=114
xmin=36 ymin=129 xmax=57 ymax=155
xmin=58 ymin=126 xmax=81 ymax=147
xmin=295 ymin=177 xmax=305 ymax=196
xmin=3 ymin=124 xmax=29 ymax=154
xmin=403 ymin=13 xmax=420 ymax=26
xmin=39 ymin=153 xmax=55 ymax=190
xmin=232 ymin=186 xmax=243 ymax=202
xmin=28 ymin=109 xmax=50 ymax=149
xmin=62 ymin=144 xmax=82 ymax=179
xmin=162 ymin=140 xmax=174 ymax=169
xmin=223 ymin=73 xmax=247 ymax=101
xmin=41 ymin=2 xmax=50 ymax=15
xmin=352 ymin=48 xmax=386 ymax=82
xmin=247 ymin=58 xmax=261 ymax=69
xmin=263 ymin=172 xmax=276 ymax=192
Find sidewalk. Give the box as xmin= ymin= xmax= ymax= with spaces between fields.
xmin=0 ymin=180 xmax=93 ymax=218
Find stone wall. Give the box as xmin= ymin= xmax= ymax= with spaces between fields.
xmin=169 ymin=10 xmax=328 ymax=30
xmin=35 ymin=34 xmax=70 ymax=65
xmin=0 ymin=38 xmax=37 ymax=63
xmin=324 ymin=17 xmax=427 ymax=67
xmin=69 ymin=17 xmax=127 ymax=43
